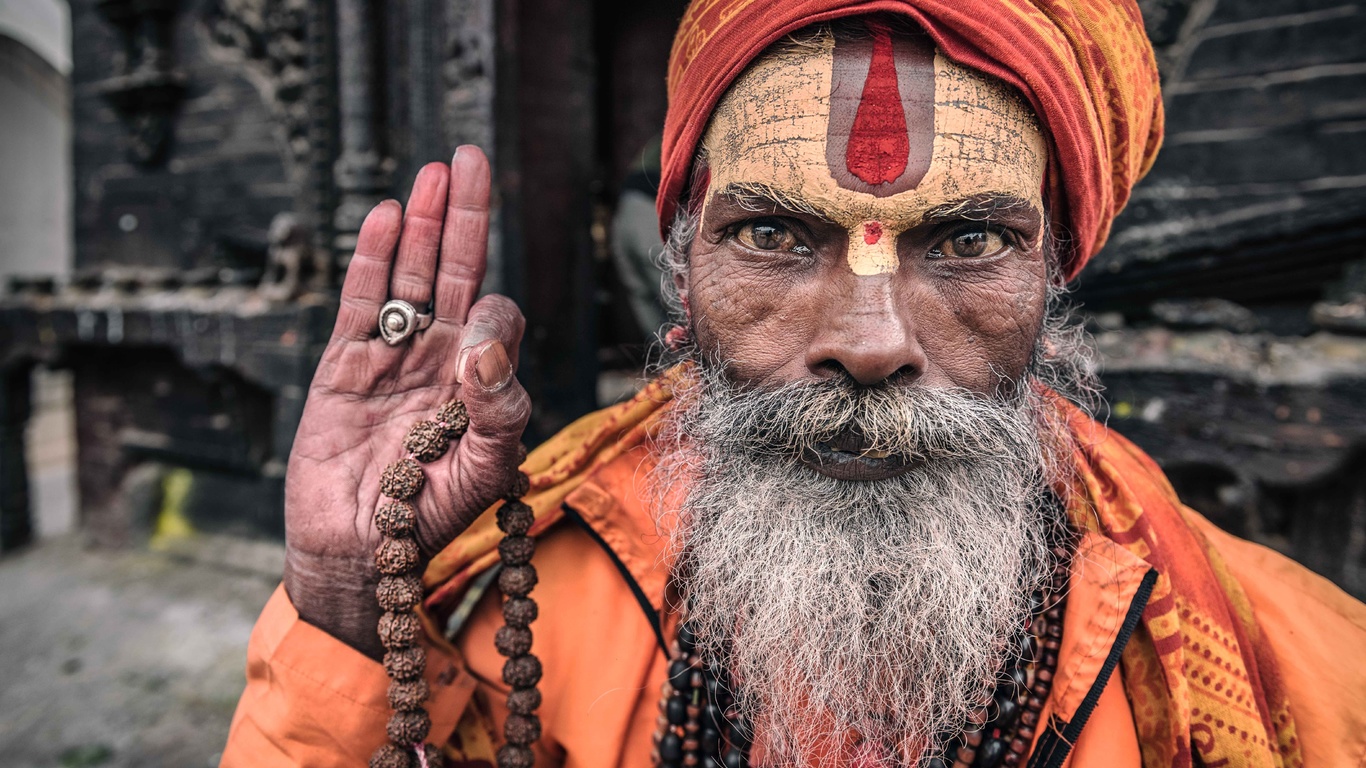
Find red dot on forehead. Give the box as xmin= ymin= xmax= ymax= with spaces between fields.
xmin=863 ymin=221 xmax=883 ymax=245
xmin=826 ymin=22 xmax=936 ymax=196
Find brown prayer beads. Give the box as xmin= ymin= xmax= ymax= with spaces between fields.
xmin=404 ymin=420 xmax=451 ymax=463
xmin=497 ymin=745 xmax=535 ymax=768
xmin=377 ymin=575 xmax=424 ymax=611
xmin=506 ymin=687 xmax=542 ymax=715
xmin=384 ymin=646 xmax=426 ymax=682
xmin=369 ymin=399 xmax=471 ymax=768
xmin=497 ymin=501 xmax=534 ymax=536
xmin=499 ymin=535 xmax=535 ymax=566
xmin=502 ymin=596 xmax=538 ymax=627
xmin=495 ymin=625 xmax=533 ymax=657
xmin=504 ymin=713 xmax=543 ymax=744
xmin=435 ymin=400 xmax=470 ymax=439
xmin=375 ymin=502 xmax=417 ymax=538
xmin=389 ymin=679 xmax=431 ymax=711
xmin=372 ymin=744 xmax=443 ymax=768
xmin=379 ymin=610 xmax=423 ymax=648
xmin=380 ymin=458 xmax=425 ymax=501
xmin=371 ymin=744 xmax=416 ymax=768
xmin=388 ymin=708 xmax=433 ymax=745
xmin=498 ymin=564 xmax=538 ymax=597
xmin=375 ymin=538 xmax=420 ymax=576
xmin=495 ymin=471 xmax=543 ymax=768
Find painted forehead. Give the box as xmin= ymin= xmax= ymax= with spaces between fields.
xmin=700 ymin=24 xmax=1047 ymax=230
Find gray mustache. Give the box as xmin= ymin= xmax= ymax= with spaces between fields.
xmin=686 ymin=370 xmax=1037 ymax=463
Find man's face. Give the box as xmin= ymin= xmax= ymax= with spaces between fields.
xmin=683 ymin=23 xmax=1050 ymax=414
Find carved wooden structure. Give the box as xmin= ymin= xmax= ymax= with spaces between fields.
xmin=0 ymin=0 xmax=684 ymax=549
xmin=0 ymin=0 xmax=1364 ymax=601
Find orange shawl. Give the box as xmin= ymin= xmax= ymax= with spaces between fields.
xmin=655 ymin=0 xmax=1164 ymax=281
xmin=424 ymin=372 xmax=1304 ymax=767
xmin=1057 ymin=401 xmax=1302 ymax=767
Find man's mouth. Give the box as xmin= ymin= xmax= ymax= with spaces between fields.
xmin=800 ymin=430 xmax=916 ymax=481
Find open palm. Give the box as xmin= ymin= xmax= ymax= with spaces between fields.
xmin=282 ymin=147 xmax=531 ymax=657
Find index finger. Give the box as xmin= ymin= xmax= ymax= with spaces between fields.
xmin=434 ymin=145 xmax=491 ymax=326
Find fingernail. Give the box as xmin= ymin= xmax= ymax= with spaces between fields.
xmin=475 ymin=341 xmax=513 ymax=391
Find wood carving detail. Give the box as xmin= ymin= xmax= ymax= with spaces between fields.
xmin=207 ymin=0 xmax=312 ymax=178
xmin=94 ymin=0 xmax=187 ymax=165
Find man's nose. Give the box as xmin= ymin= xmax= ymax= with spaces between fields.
xmin=804 ymin=275 xmax=928 ymax=386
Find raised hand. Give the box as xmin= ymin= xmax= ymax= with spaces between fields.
xmin=282 ymin=147 xmax=531 ymax=658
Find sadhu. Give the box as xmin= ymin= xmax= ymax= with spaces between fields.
xmin=222 ymin=1 xmax=1366 ymax=766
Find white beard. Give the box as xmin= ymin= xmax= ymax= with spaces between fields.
xmin=654 ymin=364 xmax=1065 ymax=767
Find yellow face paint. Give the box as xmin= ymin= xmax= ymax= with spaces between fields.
xmin=849 ymin=221 xmax=897 ymax=275
xmin=700 ymin=30 xmax=1047 ymax=275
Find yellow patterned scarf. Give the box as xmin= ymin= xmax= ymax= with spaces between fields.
xmin=1057 ymin=397 xmax=1302 ymax=767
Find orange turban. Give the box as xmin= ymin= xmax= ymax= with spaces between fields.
xmin=658 ymin=0 xmax=1165 ymax=280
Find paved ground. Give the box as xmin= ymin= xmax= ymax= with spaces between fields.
xmin=0 ymin=536 xmax=278 ymax=768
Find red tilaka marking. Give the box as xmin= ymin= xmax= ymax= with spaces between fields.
xmin=846 ymin=27 xmax=908 ymax=185
xmin=863 ymin=221 xmax=883 ymax=245
xmin=826 ymin=23 xmax=935 ymax=196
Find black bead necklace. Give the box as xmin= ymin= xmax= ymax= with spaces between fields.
xmin=653 ymin=541 xmax=1073 ymax=768
xmin=652 ymin=621 xmax=752 ymax=768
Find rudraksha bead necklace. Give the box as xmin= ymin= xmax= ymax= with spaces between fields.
xmin=493 ymin=466 xmax=543 ymax=768
xmin=369 ymin=399 xmax=543 ymax=768
xmin=653 ymin=541 xmax=1073 ymax=768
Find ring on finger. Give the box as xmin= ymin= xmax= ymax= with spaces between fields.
xmin=378 ymin=299 xmax=434 ymax=345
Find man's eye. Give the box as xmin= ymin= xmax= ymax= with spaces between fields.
xmin=931 ymin=227 xmax=1008 ymax=259
xmin=737 ymin=219 xmax=801 ymax=252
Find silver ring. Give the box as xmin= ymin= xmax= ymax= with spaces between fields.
xmin=378 ymin=299 xmax=434 ymax=345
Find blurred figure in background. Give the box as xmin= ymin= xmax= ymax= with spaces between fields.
xmin=610 ymin=135 xmax=667 ymax=341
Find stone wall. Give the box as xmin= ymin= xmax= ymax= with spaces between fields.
xmin=1087 ymin=0 xmax=1366 ymax=310
xmin=69 ymin=0 xmax=304 ymax=274
xmin=1080 ymin=0 xmax=1366 ymax=598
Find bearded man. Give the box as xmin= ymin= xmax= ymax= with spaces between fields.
xmin=222 ymin=1 xmax=1366 ymax=767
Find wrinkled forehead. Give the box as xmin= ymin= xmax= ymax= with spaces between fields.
xmin=699 ymin=26 xmax=1047 ymax=231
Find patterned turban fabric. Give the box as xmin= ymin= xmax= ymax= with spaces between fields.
xmin=656 ymin=0 xmax=1165 ymax=280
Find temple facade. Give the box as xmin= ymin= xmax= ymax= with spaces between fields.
xmin=1 ymin=0 xmax=1363 ymax=599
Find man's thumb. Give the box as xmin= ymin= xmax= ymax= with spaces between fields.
xmin=457 ymin=339 xmax=531 ymax=497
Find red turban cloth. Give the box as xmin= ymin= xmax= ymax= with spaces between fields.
xmin=658 ymin=0 xmax=1165 ymax=280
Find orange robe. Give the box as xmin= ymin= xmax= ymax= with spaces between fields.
xmin=223 ymin=376 xmax=1366 ymax=767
